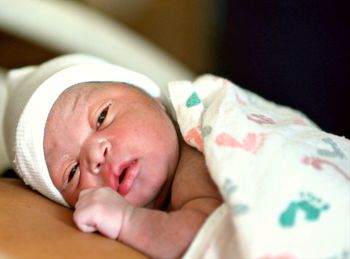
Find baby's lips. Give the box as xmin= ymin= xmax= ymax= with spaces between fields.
xmin=107 ymin=159 xmax=137 ymax=193
xmin=107 ymin=163 xmax=121 ymax=191
xmin=118 ymin=160 xmax=139 ymax=196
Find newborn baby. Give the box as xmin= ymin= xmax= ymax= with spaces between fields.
xmin=5 ymin=54 xmax=348 ymax=259
xmin=45 ymin=81 xmax=222 ymax=257
xmin=3 ymin=54 xmax=222 ymax=259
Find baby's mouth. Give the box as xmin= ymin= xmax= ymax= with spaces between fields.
xmin=119 ymin=168 xmax=127 ymax=184
xmin=115 ymin=160 xmax=139 ymax=196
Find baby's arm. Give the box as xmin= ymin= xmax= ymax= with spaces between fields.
xmin=121 ymin=199 xmax=212 ymax=258
xmin=74 ymin=187 xmax=218 ymax=258
xmin=74 ymin=141 xmax=221 ymax=258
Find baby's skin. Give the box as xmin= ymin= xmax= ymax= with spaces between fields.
xmin=44 ymin=82 xmax=222 ymax=258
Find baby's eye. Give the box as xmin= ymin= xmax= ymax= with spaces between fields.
xmin=68 ymin=163 xmax=79 ymax=183
xmin=96 ymin=105 xmax=110 ymax=129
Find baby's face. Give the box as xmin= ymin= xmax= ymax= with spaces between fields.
xmin=44 ymin=82 xmax=179 ymax=207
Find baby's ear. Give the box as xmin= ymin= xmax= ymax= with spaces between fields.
xmin=155 ymin=98 xmax=166 ymax=112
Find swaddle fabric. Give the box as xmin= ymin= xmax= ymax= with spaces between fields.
xmin=167 ymin=75 xmax=350 ymax=258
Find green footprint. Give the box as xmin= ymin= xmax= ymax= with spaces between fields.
xmin=186 ymin=92 xmax=201 ymax=108
xmin=279 ymin=192 xmax=330 ymax=228
xmin=222 ymin=179 xmax=249 ymax=216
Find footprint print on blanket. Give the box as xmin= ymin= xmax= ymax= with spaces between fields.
xmin=302 ymin=156 xmax=350 ymax=181
xmin=185 ymin=92 xmax=201 ymax=108
xmin=184 ymin=127 xmax=204 ymax=151
xmin=317 ymin=137 xmax=345 ymax=159
xmin=222 ymin=179 xmax=249 ymax=216
xmin=215 ymin=132 xmax=266 ymax=154
xmin=247 ymin=113 xmax=275 ymax=125
xmin=184 ymin=126 xmax=212 ymax=152
xmin=279 ymin=192 xmax=330 ymax=228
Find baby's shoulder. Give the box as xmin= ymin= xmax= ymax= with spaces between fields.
xmin=170 ymin=142 xmax=221 ymax=211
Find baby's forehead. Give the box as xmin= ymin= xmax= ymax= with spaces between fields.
xmin=53 ymin=83 xmax=92 ymax=109
xmin=55 ymin=81 xmax=152 ymax=108
xmin=57 ymin=82 xmax=112 ymax=104
xmin=60 ymin=82 xmax=100 ymax=97
xmin=61 ymin=81 xmax=143 ymax=96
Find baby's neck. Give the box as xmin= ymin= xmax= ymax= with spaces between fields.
xmin=145 ymin=177 xmax=173 ymax=211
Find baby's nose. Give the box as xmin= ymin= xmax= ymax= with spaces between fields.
xmin=86 ymin=139 xmax=110 ymax=174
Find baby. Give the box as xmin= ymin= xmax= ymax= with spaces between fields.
xmin=4 ymin=54 xmax=349 ymax=259
xmin=3 ymin=54 xmax=222 ymax=258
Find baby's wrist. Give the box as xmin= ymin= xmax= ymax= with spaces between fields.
xmin=117 ymin=203 xmax=135 ymax=240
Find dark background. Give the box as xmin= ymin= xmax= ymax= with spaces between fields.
xmin=1 ymin=0 xmax=348 ymax=138
xmin=216 ymin=0 xmax=349 ymax=138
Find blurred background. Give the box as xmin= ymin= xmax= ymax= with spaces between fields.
xmin=1 ymin=0 xmax=349 ymax=138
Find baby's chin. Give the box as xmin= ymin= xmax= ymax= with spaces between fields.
xmin=126 ymin=181 xmax=171 ymax=210
xmin=146 ymin=184 xmax=172 ymax=210
xmin=125 ymin=192 xmax=162 ymax=209
xmin=143 ymin=192 xmax=171 ymax=210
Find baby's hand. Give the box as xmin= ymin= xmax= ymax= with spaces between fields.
xmin=73 ymin=187 xmax=133 ymax=240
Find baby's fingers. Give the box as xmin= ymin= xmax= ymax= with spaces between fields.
xmin=73 ymin=208 xmax=97 ymax=233
xmin=74 ymin=209 xmax=119 ymax=239
xmin=77 ymin=222 xmax=97 ymax=233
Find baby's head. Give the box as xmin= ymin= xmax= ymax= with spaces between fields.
xmin=4 ymin=54 xmax=179 ymax=207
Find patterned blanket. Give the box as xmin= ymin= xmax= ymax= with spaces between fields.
xmin=166 ymin=75 xmax=350 ymax=259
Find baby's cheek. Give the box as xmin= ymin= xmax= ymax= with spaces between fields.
xmin=63 ymin=191 xmax=79 ymax=208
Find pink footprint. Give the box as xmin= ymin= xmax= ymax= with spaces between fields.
xmin=184 ymin=127 xmax=204 ymax=152
xmin=292 ymin=117 xmax=307 ymax=126
xmin=235 ymin=91 xmax=247 ymax=106
xmin=215 ymin=132 xmax=266 ymax=154
xmin=302 ymin=156 xmax=349 ymax=181
xmin=247 ymin=113 xmax=275 ymax=125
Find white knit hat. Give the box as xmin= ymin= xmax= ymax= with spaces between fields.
xmin=3 ymin=54 xmax=160 ymax=207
